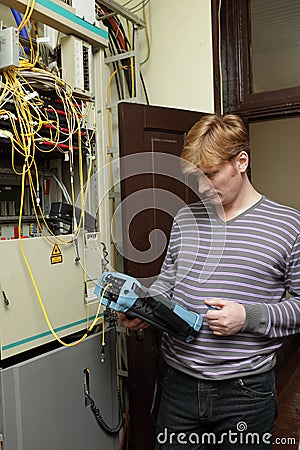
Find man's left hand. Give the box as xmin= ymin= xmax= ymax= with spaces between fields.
xmin=205 ymin=298 xmax=246 ymax=336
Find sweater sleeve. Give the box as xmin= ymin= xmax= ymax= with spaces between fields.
xmin=242 ymin=233 xmax=300 ymax=337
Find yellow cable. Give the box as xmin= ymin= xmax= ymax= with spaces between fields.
xmin=29 ymin=19 xmax=40 ymax=67
xmin=140 ymin=0 xmax=151 ymax=66
xmin=0 ymin=42 xmax=98 ymax=343
xmin=18 ymin=0 xmax=36 ymax=34
xmin=107 ymin=67 xmax=130 ymax=269
xmin=9 ymin=77 xmax=93 ymax=245
xmin=18 ymin=167 xmax=111 ymax=347
xmin=107 ymin=64 xmax=129 ymax=148
xmin=102 ymin=317 xmax=105 ymax=346
xmin=107 ymin=68 xmax=119 ymax=148
xmin=17 ymin=1 xmax=31 ymax=32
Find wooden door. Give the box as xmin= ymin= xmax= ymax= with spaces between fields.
xmin=118 ymin=102 xmax=204 ymax=450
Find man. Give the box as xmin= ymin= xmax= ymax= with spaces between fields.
xmin=119 ymin=114 xmax=300 ymax=449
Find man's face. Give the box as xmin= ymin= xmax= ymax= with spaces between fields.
xmin=197 ymin=156 xmax=243 ymax=207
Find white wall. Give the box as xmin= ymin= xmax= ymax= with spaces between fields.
xmin=139 ymin=0 xmax=214 ymax=112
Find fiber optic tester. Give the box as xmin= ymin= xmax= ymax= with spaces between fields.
xmin=94 ymin=272 xmax=203 ymax=342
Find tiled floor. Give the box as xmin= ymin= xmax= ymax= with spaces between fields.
xmin=273 ymin=348 xmax=300 ymax=449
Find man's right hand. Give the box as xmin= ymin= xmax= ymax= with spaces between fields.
xmin=117 ymin=312 xmax=150 ymax=330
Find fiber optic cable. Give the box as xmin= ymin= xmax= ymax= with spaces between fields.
xmin=0 ymin=67 xmax=93 ymax=245
xmin=11 ymin=9 xmax=28 ymax=39
xmin=18 ymin=162 xmax=111 ymax=347
xmin=0 ymin=16 xmax=100 ymax=349
xmin=17 ymin=0 xmax=36 ymax=35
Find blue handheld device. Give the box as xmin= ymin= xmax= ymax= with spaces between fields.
xmin=94 ymin=272 xmax=203 ymax=343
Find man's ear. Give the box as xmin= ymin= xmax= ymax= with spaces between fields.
xmin=236 ymin=151 xmax=249 ymax=173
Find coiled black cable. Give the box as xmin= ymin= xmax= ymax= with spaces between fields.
xmin=101 ymin=241 xmax=110 ymax=271
xmin=86 ymin=389 xmax=123 ymax=434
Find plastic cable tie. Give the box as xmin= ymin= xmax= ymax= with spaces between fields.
xmin=24 ymin=91 xmax=39 ymax=101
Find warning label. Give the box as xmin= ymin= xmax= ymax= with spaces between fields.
xmin=51 ymin=243 xmax=63 ymax=264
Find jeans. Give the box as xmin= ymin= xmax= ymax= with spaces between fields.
xmin=155 ymin=365 xmax=278 ymax=449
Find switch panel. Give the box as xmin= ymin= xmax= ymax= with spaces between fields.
xmin=60 ymin=35 xmax=93 ymax=98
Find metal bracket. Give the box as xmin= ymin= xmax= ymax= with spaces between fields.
xmin=97 ymin=0 xmax=145 ymax=28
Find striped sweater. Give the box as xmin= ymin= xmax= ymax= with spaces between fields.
xmin=150 ymin=196 xmax=300 ymax=380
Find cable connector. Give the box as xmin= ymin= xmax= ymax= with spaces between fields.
xmin=100 ymin=343 xmax=105 ymax=363
xmin=36 ymin=190 xmax=40 ymax=206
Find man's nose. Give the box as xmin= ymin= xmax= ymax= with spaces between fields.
xmin=198 ymin=177 xmax=211 ymax=194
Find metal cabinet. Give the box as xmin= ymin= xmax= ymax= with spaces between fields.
xmin=0 ymin=331 xmax=120 ymax=450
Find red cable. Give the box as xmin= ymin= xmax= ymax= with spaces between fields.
xmin=119 ymin=401 xmax=130 ymax=450
xmin=101 ymin=5 xmax=127 ymax=51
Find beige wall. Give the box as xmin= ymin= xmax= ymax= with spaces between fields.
xmin=249 ymin=117 xmax=300 ymax=210
xmin=7 ymin=1 xmax=215 ymax=113
xmin=139 ymin=0 xmax=214 ymax=112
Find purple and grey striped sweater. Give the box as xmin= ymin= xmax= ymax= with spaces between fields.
xmin=151 ymin=196 xmax=300 ymax=379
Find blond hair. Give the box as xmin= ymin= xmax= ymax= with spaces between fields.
xmin=181 ymin=114 xmax=249 ymax=173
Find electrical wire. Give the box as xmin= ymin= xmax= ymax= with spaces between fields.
xmin=17 ymin=0 xmax=36 ymax=33
xmin=119 ymin=401 xmax=130 ymax=449
xmin=0 ymin=73 xmax=91 ymax=245
xmin=129 ymin=0 xmax=150 ymax=13
xmin=96 ymin=0 xmax=151 ymax=272
xmin=121 ymin=0 xmax=135 ymax=7
xmin=109 ymin=37 xmax=128 ymax=99
xmin=101 ymin=242 xmax=110 ymax=271
xmin=98 ymin=1 xmax=150 ymax=103
xmin=0 ymin=7 xmax=99 ymax=349
xmin=127 ymin=21 xmax=135 ymax=98
xmin=84 ymin=332 xmax=123 ymax=435
xmin=98 ymin=3 xmax=134 ymax=96
xmin=140 ymin=71 xmax=150 ymax=105
xmin=11 ymin=9 xmax=30 ymax=41
xmin=107 ymin=65 xmax=128 ymax=146
xmin=140 ymin=0 xmax=151 ymax=66
xmin=218 ymin=0 xmax=223 ymax=115
xmin=108 ymin=42 xmax=123 ymax=100
xmin=19 ymin=159 xmax=111 ymax=345
xmin=41 ymin=168 xmax=72 ymax=204
xmin=86 ymin=388 xmax=123 ymax=434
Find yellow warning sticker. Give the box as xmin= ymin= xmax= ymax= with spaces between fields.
xmin=51 ymin=243 xmax=61 ymax=256
xmin=51 ymin=244 xmax=63 ymax=264
xmin=51 ymin=255 xmax=63 ymax=264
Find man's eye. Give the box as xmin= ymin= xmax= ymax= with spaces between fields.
xmin=207 ymin=172 xmax=217 ymax=178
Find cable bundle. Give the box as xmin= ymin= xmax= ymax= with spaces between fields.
xmin=96 ymin=0 xmax=150 ymax=104
xmin=0 ymin=5 xmax=101 ymax=348
xmin=0 ymin=65 xmax=95 ymax=236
